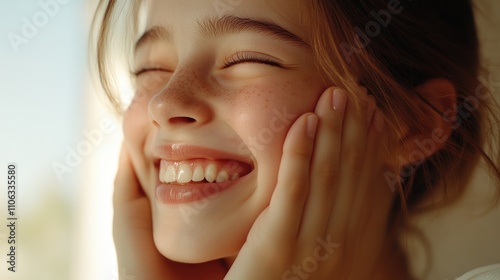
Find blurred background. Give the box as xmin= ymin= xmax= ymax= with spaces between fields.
xmin=0 ymin=1 xmax=498 ymax=280
xmin=0 ymin=1 xmax=121 ymax=279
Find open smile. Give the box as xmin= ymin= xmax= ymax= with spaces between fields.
xmin=153 ymin=144 xmax=254 ymax=204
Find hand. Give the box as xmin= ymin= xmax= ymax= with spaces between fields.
xmin=225 ymin=86 xmax=396 ymax=279
xmin=113 ymin=145 xmax=227 ymax=280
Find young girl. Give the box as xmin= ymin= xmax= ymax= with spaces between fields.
xmin=93 ymin=0 xmax=500 ymax=279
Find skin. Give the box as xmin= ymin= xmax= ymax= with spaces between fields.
xmin=116 ymin=0 xmax=412 ymax=278
xmin=127 ymin=0 xmax=327 ymax=263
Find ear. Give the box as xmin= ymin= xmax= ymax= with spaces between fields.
xmin=397 ymin=78 xmax=457 ymax=166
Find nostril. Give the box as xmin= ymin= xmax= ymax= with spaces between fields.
xmin=169 ymin=116 xmax=197 ymax=124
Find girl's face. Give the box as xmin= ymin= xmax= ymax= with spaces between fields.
xmin=125 ymin=0 xmax=328 ymax=263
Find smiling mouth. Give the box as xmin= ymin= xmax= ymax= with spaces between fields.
xmin=158 ymin=159 xmax=253 ymax=184
xmin=155 ymin=158 xmax=254 ymax=204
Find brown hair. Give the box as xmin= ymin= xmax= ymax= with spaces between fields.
xmin=93 ymin=0 xmax=500 ymax=272
xmin=300 ymin=0 xmax=500 ymax=212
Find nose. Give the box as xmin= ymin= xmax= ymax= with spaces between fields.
xmin=148 ymin=67 xmax=213 ymax=128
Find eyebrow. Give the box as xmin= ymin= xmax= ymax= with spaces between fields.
xmin=135 ymin=25 xmax=171 ymax=50
xmin=135 ymin=15 xmax=309 ymax=51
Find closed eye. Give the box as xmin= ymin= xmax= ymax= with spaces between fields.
xmin=222 ymin=52 xmax=282 ymax=68
xmin=132 ymin=68 xmax=169 ymax=77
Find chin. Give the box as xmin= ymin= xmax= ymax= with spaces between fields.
xmin=152 ymin=227 xmax=239 ymax=263
xmin=150 ymin=199 xmax=257 ymax=264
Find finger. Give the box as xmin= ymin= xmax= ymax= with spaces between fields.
xmin=299 ymin=88 xmax=346 ymax=241
xmin=113 ymin=144 xmax=143 ymax=206
xmin=359 ymin=108 xmax=386 ymax=199
xmin=266 ymin=113 xmax=318 ymax=238
xmin=113 ymin=144 xmax=151 ymax=248
xmin=326 ymin=89 xmax=375 ymax=240
xmin=340 ymin=109 xmax=391 ymax=273
xmin=348 ymin=108 xmax=389 ymax=228
xmin=347 ymin=108 xmax=386 ymax=231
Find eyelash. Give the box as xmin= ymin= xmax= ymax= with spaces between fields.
xmin=132 ymin=68 xmax=165 ymax=77
xmin=133 ymin=52 xmax=282 ymax=76
xmin=222 ymin=52 xmax=282 ymax=68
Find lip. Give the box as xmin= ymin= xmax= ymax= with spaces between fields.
xmin=152 ymin=143 xmax=254 ymax=167
xmin=156 ymin=176 xmax=248 ymax=204
xmin=153 ymin=144 xmax=254 ymax=204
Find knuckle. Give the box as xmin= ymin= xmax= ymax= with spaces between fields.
xmin=285 ymin=145 xmax=312 ymax=161
xmin=284 ymin=181 xmax=308 ymax=202
xmin=318 ymin=165 xmax=340 ymax=192
xmin=347 ymin=152 xmax=363 ymax=173
xmin=325 ymin=116 xmax=342 ymax=134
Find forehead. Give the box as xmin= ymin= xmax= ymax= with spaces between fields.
xmin=143 ymin=0 xmax=306 ymax=37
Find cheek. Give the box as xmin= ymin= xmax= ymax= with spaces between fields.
xmin=227 ymin=81 xmax=322 ymax=156
xmin=123 ymin=98 xmax=150 ymax=146
xmin=122 ymin=96 xmax=154 ymax=189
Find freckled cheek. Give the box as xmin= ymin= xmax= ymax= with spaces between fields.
xmin=226 ymin=83 xmax=320 ymax=154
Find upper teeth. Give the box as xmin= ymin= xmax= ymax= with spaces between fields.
xmin=159 ymin=160 xmax=242 ymax=184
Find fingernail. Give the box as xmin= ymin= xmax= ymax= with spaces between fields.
xmin=333 ymin=89 xmax=346 ymax=111
xmin=374 ymin=110 xmax=385 ymax=132
xmin=307 ymin=114 xmax=318 ymax=138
